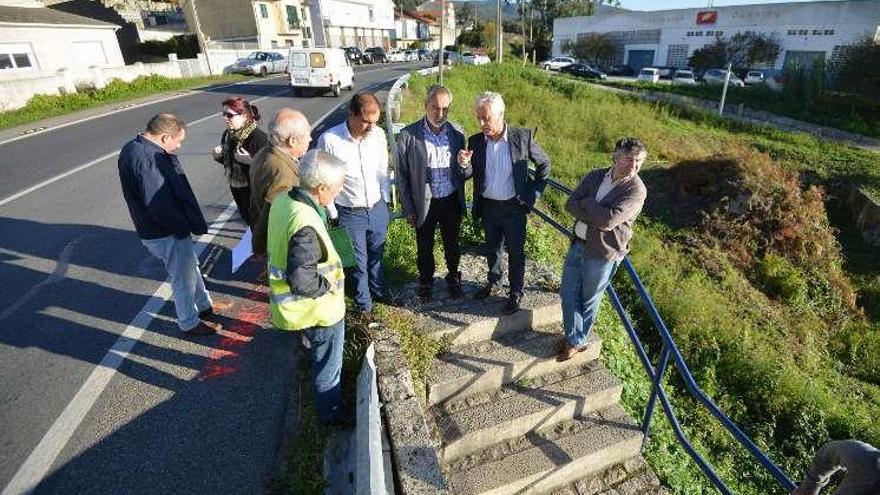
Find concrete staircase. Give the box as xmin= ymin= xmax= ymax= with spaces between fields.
xmin=401 ymin=252 xmax=668 ymax=495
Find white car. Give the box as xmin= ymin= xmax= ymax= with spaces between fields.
xmin=404 ymin=50 xmax=418 ymax=62
xmin=387 ymin=50 xmax=406 ymax=63
xmin=540 ymin=57 xmax=574 ymax=71
xmin=702 ymin=68 xmax=745 ymax=87
xmin=744 ymin=70 xmax=764 ymax=85
xmin=671 ymin=69 xmax=696 ymax=85
xmin=462 ymin=52 xmax=490 ymax=65
xmin=637 ymin=67 xmax=660 ymax=83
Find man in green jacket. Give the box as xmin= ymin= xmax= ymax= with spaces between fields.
xmin=266 ymin=150 xmax=346 ymax=424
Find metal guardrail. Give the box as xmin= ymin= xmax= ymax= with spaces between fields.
xmin=533 ymin=173 xmax=797 ymax=494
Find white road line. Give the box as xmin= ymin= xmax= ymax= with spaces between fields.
xmin=0 ymin=97 xmax=354 ymax=495
xmin=0 ymin=77 xmax=282 ymax=148
xmin=0 ymin=88 xmax=290 ymax=209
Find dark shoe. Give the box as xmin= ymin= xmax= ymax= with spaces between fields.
xmin=199 ymin=300 xmax=233 ymax=321
xmin=502 ymin=293 xmax=522 ymax=315
xmin=447 ymin=282 xmax=464 ymax=300
xmin=184 ymin=320 xmax=220 ymax=336
xmin=473 ymin=283 xmax=495 ymax=300
xmin=557 ymin=344 xmax=588 ymax=362
xmin=418 ymin=285 xmax=433 ymax=303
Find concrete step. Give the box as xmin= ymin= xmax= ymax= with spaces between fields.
xmin=427 ymin=327 xmax=600 ymax=406
xmin=550 ymin=457 xmax=669 ymax=495
xmin=433 ymin=361 xmax=622 ymax=462
xmin=446 ymin=405 xmax=643 ymax=495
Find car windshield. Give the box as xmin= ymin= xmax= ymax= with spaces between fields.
xmin=676 ymin=72 xmax=693 ymax=78
xmin=249 ymin=52 xmax=268 ymax=61
xmin=639 ymin=69 xmax=655 ymax=75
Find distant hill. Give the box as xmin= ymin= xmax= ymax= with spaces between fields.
xmin=450 ymin=1 xmax=623 ymax=24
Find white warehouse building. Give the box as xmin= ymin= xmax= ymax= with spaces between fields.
xmin=553 ymin=0 xmax=880 ymax=72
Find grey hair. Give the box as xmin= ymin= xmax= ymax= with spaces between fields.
xmin=426 ymin=84 xmax=452 ymax=103
xmin=299 ymin=150 xmax=346 ymax=190
xmin=269 ymin=108 xmax=310 ymax=147
xmin=474 ymin=91 xmax=505 ymax=118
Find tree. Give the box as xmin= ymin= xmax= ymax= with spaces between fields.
xmin=527 ymin=0 xmax=619 ymax=60
xmin=562 ymin=32 xmax=615 ymax=66
xmin=688 ymin=31 xmax=781 ymax=72
xmin=831 ymin=37 xmax=880 ymax=98
xmin=457 ymin=2 xmax=475 ymax=29
xmin=457 ymin=22 xmax=487 ymax=49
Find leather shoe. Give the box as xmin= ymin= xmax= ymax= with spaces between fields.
xmin=502 ymin=294 xmax=522 ymax=315
xmin=199 ymin=300 xmax=233 ymax=321
xmin=184 ymin=320 xmax=220 ymax=336
xmin=557 ymin=344 xmax=587 ymax=362
xmin=473 ymin=283 xmax=494 ymax=300
xmin=418 ymin=285 xmax=433 ymax=303
xmin=447 ymin=282 xmax=464 ymax=300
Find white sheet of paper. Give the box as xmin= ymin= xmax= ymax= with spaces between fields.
xmin=231 ymin=227 xmax=253 ymax=273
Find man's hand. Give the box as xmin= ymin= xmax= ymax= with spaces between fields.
xmin=406 ymin=214 xmax=417 ymax=227
xmin=234 ymin=148 xmax=253 ymax=165
xmin=457 ymin=149 xmax=473 ymax=168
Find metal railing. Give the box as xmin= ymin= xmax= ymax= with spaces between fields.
xmin=532 ymin=173 xmax=797 ymax=495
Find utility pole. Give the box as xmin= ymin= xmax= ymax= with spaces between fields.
xmin=718 ymin=62 xmax=732 ymax=116
xmin=438 ymin=0 xmax=445 ymax=84
xmin=495 ymin=0 xmax=502 ymax=63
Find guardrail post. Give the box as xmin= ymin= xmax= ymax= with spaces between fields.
xmin=641 ymin=344 xmax=670 ymax=450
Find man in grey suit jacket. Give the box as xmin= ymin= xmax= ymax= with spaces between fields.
xmin=396 ymin=85 xmax=471 ymax=301
xmin=465 ymin=91 xmax=551 ymax=314
xmin=558 ymin=137 xmax=647 ymax=361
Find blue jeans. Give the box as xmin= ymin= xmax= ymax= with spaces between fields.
xmin=303 ymin=318 xmax=345 ymax=423
xmin=337 ymin=201 xmax=389 ymax=312
xmin=560 ymin=241 xmax=619 ymax=348
xmin=142 ymin=235 xmax=212 ymax=331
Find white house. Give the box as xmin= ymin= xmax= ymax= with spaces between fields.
xmin=393 ymin=10 xmax=431 ymax=48
xmin=308 ymin=0 xmax=396 ymax=49
xmin=553 ymin=0 xmax=880 ymax=72
xmin=0 ymin=1 xmax=124 ymax=80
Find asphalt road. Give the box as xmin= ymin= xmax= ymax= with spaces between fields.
xmin=0 ymin=61 xmax=426 ymax=494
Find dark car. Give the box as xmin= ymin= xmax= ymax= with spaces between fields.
xmin=365 ymin=47 xmax=387 ymax=63
xmin=607 ymin=64 xmax=635 ymax=76
xmin=417 ymin=48 xmax=429 ymax=61
xmin=343 ymin=47 xmax=370 ymax=65
xmin=560 ymin=63 xmax=607 ymax=80
xmin=432 ymin=51 xmax=461 ymax=67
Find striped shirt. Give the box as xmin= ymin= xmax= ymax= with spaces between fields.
xmin=483 ymin=127 xmax=515 ymax=200
xmin=422 ymin=118 xmax=455 ymax=199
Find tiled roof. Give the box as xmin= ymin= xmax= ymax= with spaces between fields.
xmin=0 ymin=5 xmax=117 ymax=27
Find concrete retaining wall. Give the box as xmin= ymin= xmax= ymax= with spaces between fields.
xmin=848 ymin=186 xmax=880 ymax=247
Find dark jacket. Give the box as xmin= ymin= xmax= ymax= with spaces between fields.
xmin=250 ymin=145 xmax=301 ymax=255
xmin=286 ymin=188 xmax=330 ymax=299
xmin=468 ymin=126 xmax=551 ymax=219
xmin=118 ymin=135 xmax=208 ymax=240
xmin=214 ymin=127 xmax=269 ymax=187
xmin=565 ymin=167 xmax=647 ymax=261
xmin=395 ymin=118 xmax=470 ymax=227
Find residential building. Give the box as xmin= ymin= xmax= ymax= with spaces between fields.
xmin=181 ymin=0 xmax=313 ymax=49
xmin=415 ymin=0 xmax=456 ymax=49
xmin=307 ymin=0 xmax=395 ymax=49
xmin=553 ymin=0 xmax=880 ymax=72
xmin=393 ymin=9 xmax=431 ymax=48
xmin=0 ymin=1 xmax=124 ymax=80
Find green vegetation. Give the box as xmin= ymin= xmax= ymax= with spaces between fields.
xmin=0 ymin=74 xmax=245 ymax=130
xmin=593 ymin=78 xmax=880 ymax=140
xmin=392 ymin=62 xmax=880 ymax=494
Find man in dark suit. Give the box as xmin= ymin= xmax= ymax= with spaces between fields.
xmin=396 ymin=85 xmax=471 ymax=302
xmin=462 ymin=91 xmax=551 ymax=314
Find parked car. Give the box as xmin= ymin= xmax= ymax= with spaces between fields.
xmin=231 ymin=51 xmax=287 ymax=76
xmin=417 ymin=48 xmax=429 ymax=61
xmin=365 ymin=47 xmax=388 ymax=63
xmin=560 ymin=63 xmax=606 ymax=80
xmin=671 ymin=69 xmax=697 ymax=85
xmin=702 ymin=68 xmax=745 ymax=87
xmin=636 ymin=67 xmax=660 ymax=83
xmin=343 ymin=47 xmax=369 ymax=65
xmin=432 ymin=51 xmax=461 ymax=66
xmin=387 ymin=50 xmax=406 ymax=62
xmin=462 ymin=52 xmax=490 ymax=65
xmin=287 ymin=47 xmax=354 ymax=97
xmin=607 ymin=64 xmax=636 ymax=76
xmin=744 ymin=70 xmax=765 ymax=85
xmin=540 ymin=56 xmax=575 ymax=71
xmin=655 ymin=66 xmax=677 ymax=79
xmin=403 ymin=49 xmax=417 ymax=62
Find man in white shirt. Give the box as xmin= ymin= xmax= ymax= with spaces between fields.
xmin=558 ymin=138 xmax=647 ymax=361
xmin=316 ymin=93 xmax=391 ymax=314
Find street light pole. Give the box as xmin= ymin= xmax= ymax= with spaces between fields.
xmin=495 ymin=0 xmax=502 ymax=63
xmin=438 ymin=0 xmax=445 ymax=84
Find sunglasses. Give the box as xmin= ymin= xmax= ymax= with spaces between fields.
xmin=223 ymin=111 xmax=239 ymax=119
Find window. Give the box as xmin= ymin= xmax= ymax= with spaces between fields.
xmin=824 ymin=29 xmax=834 ymax=35
xmin=798 ymin=29 xmax=807 ymax=35
xmin=787 ymin=29 xmax=797 ymax=35
xmin=369 ymin=7 xmax=374 ymax=21
xmin=286 ymin=5 xmax=299 ymax=29
xmin=706 ymin=30 xmax=714 ymax=36
xmin=303 ymin=26 xmax=312 ymax=39
xmin=813 ymin=29 xmax=822 ymax=35
xmin=309 ymin=52 xmax=326 ymax=68
xmin=259 ymin=3 xmax=268 ymax=18
xmin=301 ymin=7 xmax=308 ymax=22
xmin=695 ymin=31 xmax=703 ymax=36
xmin=0 ymin=43 xmax=36 ymax=70
xmin=716 ymin=31 xmax=723 ymax=36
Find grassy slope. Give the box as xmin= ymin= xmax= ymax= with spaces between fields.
xmin=391 ymin=63 xmax=880 ymax=494
xmin=0 ymin=74 xmax=246 ymax=130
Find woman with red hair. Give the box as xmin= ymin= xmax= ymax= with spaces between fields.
xmin=212 ymin=96 xmax=269 ymax=226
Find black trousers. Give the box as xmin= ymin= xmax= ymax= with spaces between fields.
xmin=230 ymin=185 xmax=253 ymax=226
xmin=480 ymin=198 xmax=526 ymax=296
xmin=416 ymin=192 xmax=462 ymax=286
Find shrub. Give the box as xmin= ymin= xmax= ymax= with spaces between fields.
xmin=758 ymin=253 xmax=808 ymax=306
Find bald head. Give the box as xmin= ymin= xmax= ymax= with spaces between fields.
xmin=270 ymin=108 xmax=311 ymax=157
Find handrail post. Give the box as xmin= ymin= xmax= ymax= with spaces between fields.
xmin=641 ymin=344 xmax=670 ymax=450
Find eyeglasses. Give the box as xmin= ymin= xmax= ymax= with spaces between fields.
xmin=222 ymin=111 xmax=239 ymax=119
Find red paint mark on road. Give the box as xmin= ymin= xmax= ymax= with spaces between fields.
xmin=197 ymin=285 xmax=270 ymax=381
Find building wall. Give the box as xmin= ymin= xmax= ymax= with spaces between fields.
xmin=554 ymin=0 xmax=880 ymax=70
xmin=0 ymin=24 xmax=124 ymax=80
xmin=184 ymin=0 xmax=258 ymax=44
xmin=312 ymin=0 xmax=395 ymax=48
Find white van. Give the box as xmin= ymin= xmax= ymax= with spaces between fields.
xmin=287 ymin=47 xmax=354 ymax=97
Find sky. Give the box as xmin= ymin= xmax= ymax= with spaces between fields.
xmin=618 ymin=0 xmax=839 ymax=11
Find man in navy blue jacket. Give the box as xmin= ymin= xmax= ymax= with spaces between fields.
xmin=119 ymin=113 xmax=230 ymax=335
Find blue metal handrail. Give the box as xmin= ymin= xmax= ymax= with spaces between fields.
xmin=532 ymin=173 xmax=796 ymax=494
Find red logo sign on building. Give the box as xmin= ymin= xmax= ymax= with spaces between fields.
xmin=696 ymin=11 xmax=718 ymax=24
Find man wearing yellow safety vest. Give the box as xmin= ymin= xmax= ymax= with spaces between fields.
xmin=266 ymin=150 xmax=347 ymax=424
